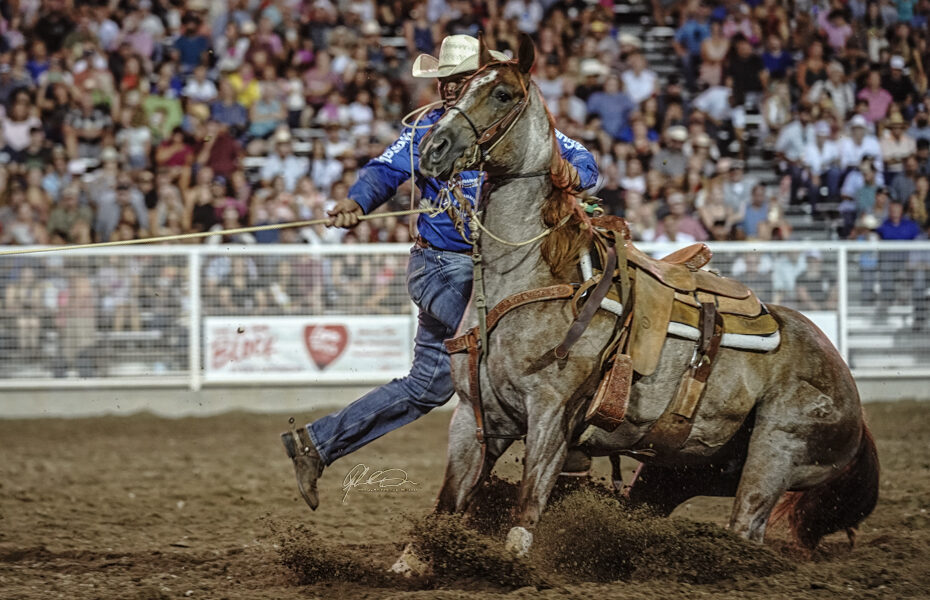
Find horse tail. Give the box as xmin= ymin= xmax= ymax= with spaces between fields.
xmin=773 ymin=423 xmax=880 ymax=550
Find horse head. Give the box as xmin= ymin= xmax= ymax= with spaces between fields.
xmin=420 ymin=34 xmax=552 ymax=182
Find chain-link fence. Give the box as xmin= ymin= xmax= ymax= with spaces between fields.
xmin=0 ymin=242 xmax=925 ymax=387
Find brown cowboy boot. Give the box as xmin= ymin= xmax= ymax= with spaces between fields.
xmin=281 ymin=425 xmax=324 ymax=510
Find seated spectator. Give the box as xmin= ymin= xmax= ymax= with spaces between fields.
xmin=621 ymin=52 xmax=658 ymax=106
xmin=803 ymin=121 xmax=842 ymax=204
xmin=114 ymin=107 xmax=152 ymax=170
xmin=891 ymin=156 xmax=921 ymax=204
xmin=260 ymin=130 xmax=309 ymax=192
xmin=761 ymin=33 xmax=793 ymax=81
xmin=247 ymin=82 xmax=286 ymax=147
xmin=808 ymin=62 xmax=855 ymax=120
xmin=883 ymin=55 xmax=918 ymax=108
xmin=586 ymin=74 xmax=634 ymax=140
xmin=738 ymin=184 xmax=771 ymax=239
xmin=182 ymin=64 xmax=218 ymax=104
xmin=881 ymin=113 xmax=917 ymax=185
xmin=173 ymin=14 xmax=209 ymax=74
xmin=62 ymin=87 xmax=112 ymax=160
xmin=722 ymin=158 xmax=755 ymax=217
xmin=840 ymin=115 xmax=883 ymax=172
xmin=154 ymin=127 xmax=194 ymax=185
xmin=653 ymin=126 xmax=689 ymax=185
xmin=700 ymin=19 xmax=730 ymax=87
xmin=47 ymin=183 xmax=92 ymax=244
xmin=796 ymin=40 xmax=827 ymax=99
xmin=909 ymin=104 xmax=930 ymax=143
xmin=796 ymin=251 xmax=837 ymax=311
xmin=196 ymin=120 xmax=240 ymax=179
xmin=655 ymin=192 xmax=708 ymax=241
xmin=857 ymin=68 xmax=893 ymax=124
xmin=726 ymin=34 xmax=767 ymax=106
xmin=210 ymin=79 xmax=249 ymax=138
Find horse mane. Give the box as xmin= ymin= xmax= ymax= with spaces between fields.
xmin=539 ymin=94 xmax=592 ymax=277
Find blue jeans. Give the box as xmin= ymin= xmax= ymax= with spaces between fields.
xmin=307 ymin=246 xmax=473 ymax=465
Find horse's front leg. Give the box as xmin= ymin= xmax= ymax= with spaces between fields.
xmin=506 ymin=395 xmax=570 ymax=557
xmin=392 ymin=401 xmax=512 ymax=577
xmin=436 ymin=401 xmax=513 ymax=513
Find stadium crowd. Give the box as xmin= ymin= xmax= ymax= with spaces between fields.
xmin=2 ymin=0 xmax=930 ymax=374
xmin=0 ymin=0 xmax=925 ymax=249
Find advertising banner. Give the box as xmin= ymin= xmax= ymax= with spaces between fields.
xmin=204 ymin=316 xmax=413 ymax=383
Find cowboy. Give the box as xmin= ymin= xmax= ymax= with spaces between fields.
xmin=281 ymin=34 xmax=599 ymax=511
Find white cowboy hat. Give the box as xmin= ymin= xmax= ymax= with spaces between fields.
xmin=411 ymin=35 xmax=509 ymax=79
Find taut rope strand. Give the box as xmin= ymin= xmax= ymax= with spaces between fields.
xmin=0 ymin=208 xmax=435 ymax=257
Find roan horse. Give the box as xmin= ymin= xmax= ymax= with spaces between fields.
xmin=412 ymin=34 xmax=879 ymax=562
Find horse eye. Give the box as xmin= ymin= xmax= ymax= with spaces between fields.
xmin=495 ymin=90 xmax=512 ymax=103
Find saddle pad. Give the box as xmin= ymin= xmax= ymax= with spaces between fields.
xmin=629 ymin=270 xmax=676 ymax=376
xmin=670 ymin=300 xmax=779 ymax=336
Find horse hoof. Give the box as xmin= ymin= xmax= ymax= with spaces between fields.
xmin=505 ymin=526 xmax=534 ymax=557
xmin=390 ymin=543 xmax=430 ymax=578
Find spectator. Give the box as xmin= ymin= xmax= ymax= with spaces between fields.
xmin=857 ymin=68 xmax=894 ymax=124
xmin=891 ymin=156 xmax=921 ymax=204
xmin=700 ymin=19 xmax=730 ymax=87
xmin=803 ymin=121 xmax=842 ymax=204
xmin=796 ymin=251 xmax=837 ymax=310
xmin=586 ymin=74 xmax=634 ymax=140
xmin=726 ymin=35 xmax=767 ymax=105
xmin=840 ymin=114 xmax=883 ymax=172
xmin=260 ymin=129 xmax=309 ymax=192
xmin=654 ymin=126 xmax=689 ymax=184
xmin=883 ymin=55 xmax=919 ymax=107
xmin=62 ymin=85 xmax=112 ymax=160
xmin=621 ymin=52 xmax=658 ymax=106
xmin=47 ymin=183 xmax=92 ymax=244
xmin=882 ymin=113 xmax=917 ymax=185
xmin=674 ymin=6 xmax=711 ymax=91
xmin=173 ymin=14 xmax=209 ymax=74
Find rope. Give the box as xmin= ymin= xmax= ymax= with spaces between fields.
xmin=0 ymin=208 xmax=435 ymax=257
xmin=402 ymin=101 xmax=443 ymax=240
xmin=470 ymin=211 xmax=572 ymax=247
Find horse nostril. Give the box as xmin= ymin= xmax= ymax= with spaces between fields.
xmin=431 ymin=136 xmax=450 ymax=160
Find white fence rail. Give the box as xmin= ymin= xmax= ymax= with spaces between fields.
xmin=0 ymin=241 xmax=926 ymax=389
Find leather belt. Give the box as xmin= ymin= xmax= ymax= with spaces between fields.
xmin=415 ymin=236 xmax=473 ymax=255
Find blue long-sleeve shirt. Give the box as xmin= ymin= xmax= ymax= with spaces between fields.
xmin=349 ymin=108 xmax=599 ymax=252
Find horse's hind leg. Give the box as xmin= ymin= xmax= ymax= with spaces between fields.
xmin=728 ymin=427 xmax=799 ymax=542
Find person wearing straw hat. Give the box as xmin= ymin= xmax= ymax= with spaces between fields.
xmin=281 ymin=34 xmax=599 ymax=511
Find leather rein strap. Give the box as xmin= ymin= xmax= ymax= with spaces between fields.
xmin=554 ymin=236 xmax=618 ymax=359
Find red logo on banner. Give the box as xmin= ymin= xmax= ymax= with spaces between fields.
xmin=304 ymin=325 xmax=349 ymax=369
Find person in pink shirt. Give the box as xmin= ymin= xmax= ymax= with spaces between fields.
xmin=818 ymin=9 xmax=853 ymax=52
xmin=857 ymin=69 xmax=894 ymax=124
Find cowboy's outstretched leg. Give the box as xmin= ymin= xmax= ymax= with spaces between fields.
xmin=282 ymin=247 xmax=472 ymax=510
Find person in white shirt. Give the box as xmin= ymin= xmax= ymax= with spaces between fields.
xmin=260 ymin=130 xmax=309 ymax=192
xmin=182 ymin=65 xmax=218 ymax=103
xmin=621 ymin=51 xmax=658 ymax=106
xmin=803 ymin=121 xmax=842 ymax=204
xmin=839 ymin=114 xmax=883 ymax=172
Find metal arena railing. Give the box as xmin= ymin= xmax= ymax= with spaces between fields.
xmin=0 ymin=241 xmax=926 ymax=389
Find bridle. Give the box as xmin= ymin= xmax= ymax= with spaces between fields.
xmin=443 ymin=61 xmax=533 ymax=173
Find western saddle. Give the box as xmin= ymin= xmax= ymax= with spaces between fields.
xmin=444 ymin=215 xmax=779 ymax=455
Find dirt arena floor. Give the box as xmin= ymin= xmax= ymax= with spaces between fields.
xmin=1 ymin=399 xmax=928 ymax=599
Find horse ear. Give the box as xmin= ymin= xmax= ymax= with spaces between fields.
xmin=517 ymin=33 xmax=535 ymax=74
xmin=478 ymin=33 xmax=493 ymax=68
